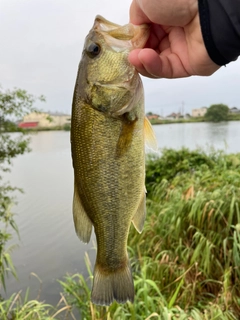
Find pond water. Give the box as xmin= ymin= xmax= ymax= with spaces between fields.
xmin=153 ymin=121 xmax=240 ymax=153
xmin=1 ymin=121 xmax=240 ymax=305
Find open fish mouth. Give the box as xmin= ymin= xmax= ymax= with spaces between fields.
xmin=92 ymin=15 xmax=149 ymax=52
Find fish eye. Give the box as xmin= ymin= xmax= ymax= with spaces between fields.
xmin=86 ymin=42 xmax=101 ymax=58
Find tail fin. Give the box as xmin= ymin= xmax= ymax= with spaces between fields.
xmin=91 ymin=260 xmax=134 ymax=306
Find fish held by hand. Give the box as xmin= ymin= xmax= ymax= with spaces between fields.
xmin=71 ymin=15 xmax=157 ymax=306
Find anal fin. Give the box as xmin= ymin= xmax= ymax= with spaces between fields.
xmin=73 ymin=181 xmax=92 ymax=243
xmin=132 ymin=190 xmax=146 ymax=233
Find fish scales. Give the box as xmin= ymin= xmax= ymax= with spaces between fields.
xmin=72 ymin=101 xmax=145 ymax=255
xmin=71 ymin=15 xmax=153 ymax=306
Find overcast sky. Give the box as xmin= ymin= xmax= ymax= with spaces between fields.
xmin=1 ymin=0 xmax=240 ymax=116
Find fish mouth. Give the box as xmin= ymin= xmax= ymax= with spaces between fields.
xmin=92 ymin=15 xmax=149 ymax=52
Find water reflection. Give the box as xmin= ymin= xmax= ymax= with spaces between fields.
xmin=153 ymin=121 xmax=239 ymax=153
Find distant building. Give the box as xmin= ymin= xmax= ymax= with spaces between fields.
xmin=166 ymin=112 xmax=181 ymax=120
xmin=18 ymin=112 xmax=71 ymax=129
xmin=19 ymin=121 xmax=38 ymax=128
xmin=192 ymin=107 xmax=207 ymax=117
xmin=229 ymin=107 xmax=240 ymax=114
xmin=184 ymin=113 xmax=192 ymax=119
xmin=146 ymin=113 xmax=162 ymax=120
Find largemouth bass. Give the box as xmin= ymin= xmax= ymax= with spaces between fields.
xmin=71 ymin=15 xmax=156 ymax=306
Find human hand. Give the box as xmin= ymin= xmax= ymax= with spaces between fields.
xmin=129 ymin=0 xmax=220 ymax=78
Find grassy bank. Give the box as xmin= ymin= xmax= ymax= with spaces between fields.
xmin=1 ymin=148 xmax=240 ymax=319
xmin=149 ymin=117 xmax=205 ymax=125
xmin=4 ymin=124 xmax=71 ymax=133
xmin=150 ymin=114 xmax=240 ymax=125
xmin=27 ymin=124 xmax=71 ymax=131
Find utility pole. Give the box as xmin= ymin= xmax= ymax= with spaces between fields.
xmin=182 ymin=101 xmax=185 ymax=117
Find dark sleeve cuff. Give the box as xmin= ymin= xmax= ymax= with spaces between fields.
xmin=198 ymin=0 xmax=240 ymax=66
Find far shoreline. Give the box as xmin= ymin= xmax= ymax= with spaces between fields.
xmin=149 ymin=117 xmax=240 ymax=125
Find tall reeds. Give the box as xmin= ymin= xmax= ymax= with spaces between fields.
xmin=59 ymin=148 xmax=240 ymax=319
xmin=1 ymin=148 xmax=239 ymax=319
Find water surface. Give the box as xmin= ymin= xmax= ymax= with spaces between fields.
xmin=2 ymin=121 xmax=240 ymax=304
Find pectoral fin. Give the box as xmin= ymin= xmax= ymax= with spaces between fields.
xmin=144 ymin=117 xmax=158 ymax=151
xmin=115 ymin=115 xmax=137 ymax=158
xmin=132 ymin=190 xmax=146 ymax=233
xmin=73 ymin=181 xmax=92 ymax=243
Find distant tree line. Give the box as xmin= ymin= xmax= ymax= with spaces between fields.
xmin=204 ymin=104 xmax=229 ymax=122
xmin=147 ymin=104 xmax=240 ymax=124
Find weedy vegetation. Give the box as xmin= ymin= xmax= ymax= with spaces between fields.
xmin=59 ymin=148 xmax=240 ymax=319
xmin=1 ymin=148 xmax=240 ymax=319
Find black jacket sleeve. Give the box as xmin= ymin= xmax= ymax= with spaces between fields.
xmin=198 ymin=0 xmax=240 ymax=65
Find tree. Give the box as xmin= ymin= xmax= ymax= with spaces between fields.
xmin=0 ymin=86 xmax=44 ymax=290
xmin=204 ymin=104 xmax=229 ymax=122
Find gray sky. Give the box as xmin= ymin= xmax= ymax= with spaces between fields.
xmin=1 ymin=0 xmax=240 ymax=116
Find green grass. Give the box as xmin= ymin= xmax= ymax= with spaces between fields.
xmin=1 ymin=148 xmax=240 ymax=319
xmin=149 ymin=117 xmax=206 ymax=125
xmin=149 ymin=113 xmax=240 ymax=125
xmin=57 ymin=148 xmax=240 ymax=319
xmin=0 ymin=289 xmax=75 ymax=319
